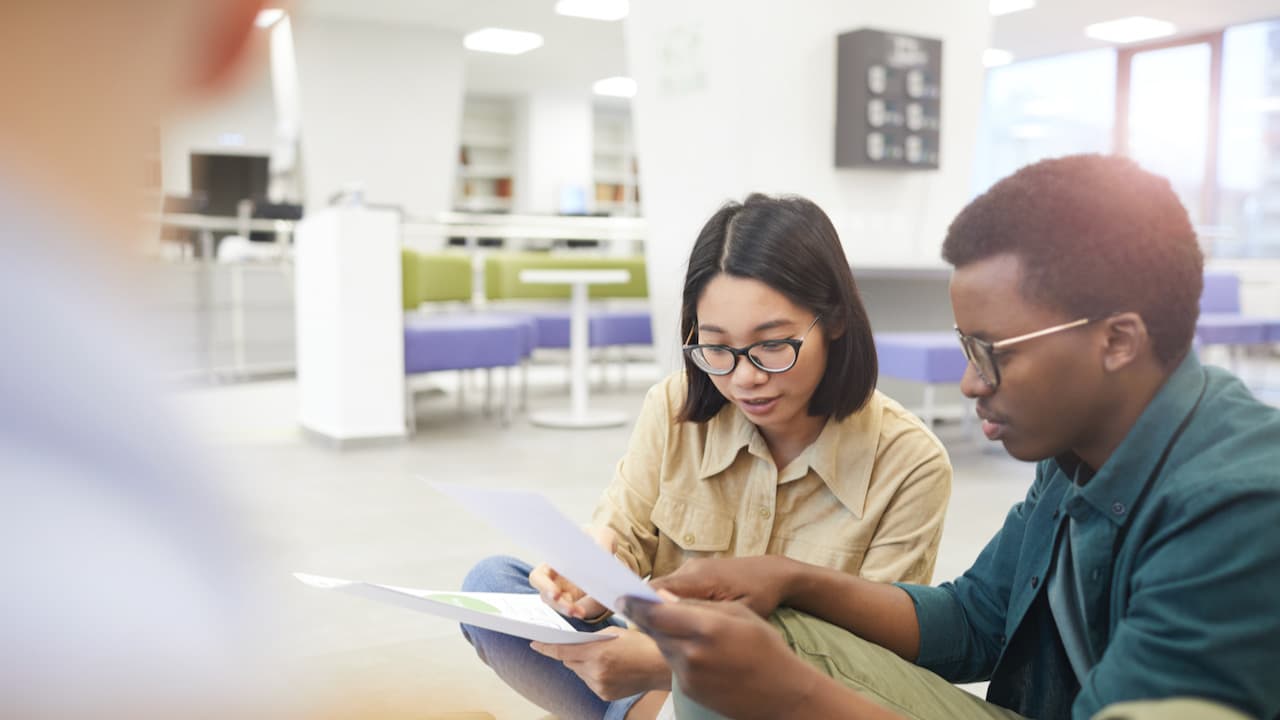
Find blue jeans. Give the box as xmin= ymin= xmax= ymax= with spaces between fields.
xmin=460 ymin=556 xmax=643 ymax=720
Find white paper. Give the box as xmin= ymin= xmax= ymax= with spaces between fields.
xmin=431 ymin=481 xmax=662 ymax=612
xmin=293 ymin=573 xmax=610 ymax=644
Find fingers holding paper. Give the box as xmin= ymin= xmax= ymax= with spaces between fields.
xmin=648 ymin=555 xmax=795 ymax=618
xmin=528 ymin=525 xmax=620 ymax=620
xmin=531 ymin=626 xmax=671 ymax=701
xmin=529 ymin=563 xmax=609 ymax=620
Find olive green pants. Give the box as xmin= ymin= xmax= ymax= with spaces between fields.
xmin=672 ymin=608 xmax=1249 ymax=720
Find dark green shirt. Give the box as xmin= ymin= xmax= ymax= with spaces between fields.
xmin=1046 ymin=463 xmax=1098 ymax=684
xmin=898 ymin=353 xmax=1280 ymax=720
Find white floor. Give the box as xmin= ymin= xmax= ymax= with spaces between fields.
xmin=170 ymin=353 xmax=1280 ymax=719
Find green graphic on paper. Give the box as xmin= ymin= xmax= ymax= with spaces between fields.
xmin=425 ymin=593 xmax=501 ymax=614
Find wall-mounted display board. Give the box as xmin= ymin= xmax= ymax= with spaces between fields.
xmin=836 ymin=28 xmax=942 ymax=170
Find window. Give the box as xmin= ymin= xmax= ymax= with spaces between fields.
xmin=975 ymin=18 xmax=1280 ymax=258
xmin=1215 ymin=19 xmax=1280 ymax=257
xmin=1125 ymin=41 xmax=1213 ymax=226
xmin=973 ymin=50 xmax=1116 ymax=194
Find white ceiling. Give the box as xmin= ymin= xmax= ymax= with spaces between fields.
xmin=297 ymin=0 xmax=1280 ymax=96
xmin=991 ymin=0 xmax=1280 ymax=61
xmin=298 ymin=0 xmax=627 ymax=95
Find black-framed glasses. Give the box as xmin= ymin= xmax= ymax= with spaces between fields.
xmin=683 ymin=316 xmax=821 ymax=376
xmin=955 ymin=317 xmax=1095 ymax=389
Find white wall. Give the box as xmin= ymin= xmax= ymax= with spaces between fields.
xmin=161 ymin=52 xmax=276 ymax=197
xmin=513 ymin=92 xmax=594 ymax=214
xmin=292 ymin=16 xmax=465 ymax=218
xmin=626 ymin=0 xmax=993 ymax=369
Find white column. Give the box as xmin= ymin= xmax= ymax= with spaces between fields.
xmin=295 ymin=206 xmax=406 ymax=442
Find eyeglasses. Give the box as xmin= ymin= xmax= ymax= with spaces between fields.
xmin=955 ymin=317 xmax=1095 ymax=389
xmin=683 ymin=316 xmax=821 ymax=376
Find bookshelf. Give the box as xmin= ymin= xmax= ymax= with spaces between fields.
xmin=592 ymin=103 xmax=640 ymax=216
xmin=455 ymin=96 xmax=516 ymax=213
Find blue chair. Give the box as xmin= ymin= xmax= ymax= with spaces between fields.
xmin=875 ymin=332 xmax=968 ymax=427
xmin=403 ymin=313 xmax=530 ymax=430
xmin=1195 ymin=273 xmax=1277 ymax=372
xmin=529 ymin=308 xmax=653 ymax=389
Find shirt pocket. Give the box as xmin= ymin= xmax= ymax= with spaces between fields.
xmin=650 ymin=493 xmax=734 ymax=552
xmin=767 ymin=534 xmax=865 ymax=574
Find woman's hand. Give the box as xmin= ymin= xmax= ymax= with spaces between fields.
xmin=649 ymin=555 xmax=797 ymax=617
xmin=531 ymin=627 xmax=672 ymax=700
xmin=528 ymin=526 xmax=619 ymax=620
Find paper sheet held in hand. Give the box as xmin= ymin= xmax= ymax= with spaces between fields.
xmin=294 ymin=573 xmax=609 ymax=644
xmin=431 ymin=481 xmax=662 ymax=612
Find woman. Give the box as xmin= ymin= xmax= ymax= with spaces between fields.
xmin=460 ymin=194 xmax=951 ymax=720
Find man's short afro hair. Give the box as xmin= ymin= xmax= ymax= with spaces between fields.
xmin=942 ymin=154 xmax=1203 ymax=367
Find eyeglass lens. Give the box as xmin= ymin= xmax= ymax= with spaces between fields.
xmin=690 ymin=341 xmax=798 ymax=374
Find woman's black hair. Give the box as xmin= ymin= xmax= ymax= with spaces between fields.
xmin=679 ymin=193 xmax=878 ymax=423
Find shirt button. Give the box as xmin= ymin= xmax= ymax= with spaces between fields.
xmin=1091 ymin=568 xmax=1103 ymax=582
xmin=682 ymin=533 xmax=696 ymax=545
xmin=1031 ymin=575 xmax=1040 ymax=589
xmin=995 ymin=633 xmax=1006 ymax=645
xmin=1052 ymin=510 xmax=1060 ymax=520
xmin=758 ymin=506 xmax=772 ymax=519
xmin=1112 ymin=502 xmax=1126 ymax=515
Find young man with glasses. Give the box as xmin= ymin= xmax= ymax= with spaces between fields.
xmin=623 ymin=155 xmax=1280 ymax=720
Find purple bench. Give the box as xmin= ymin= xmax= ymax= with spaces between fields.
xmin=529 ymin=308 xmax=653 ymax=389
xmin=529 ymin=309 xmax=653 ymax=348
xmin=403 ymin=313 xmax=533 ymax=429
xmin=875 ymin=332 xmax=968 ymax=426
xmin=1195 ymin=272 xmax=1280 ymax=372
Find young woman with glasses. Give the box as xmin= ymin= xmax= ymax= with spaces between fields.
xmin=459 ymin=193 xmax=952 ymax=720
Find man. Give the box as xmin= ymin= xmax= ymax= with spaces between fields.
xmin=1 ymin=1 xmax=277 ymax=717
xmin=621 ymin=155 xmax=1280 ymax=720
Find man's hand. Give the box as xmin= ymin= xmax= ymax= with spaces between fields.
xmin=529 ymin=526 xmax=619 ymax=620
xmin=619 ymin=596 xmax=820 ymax=720
xmin=649 ymin=556 xmax=797 ymax=617
xmin=530 ymin=627 xmax=671 ymax=701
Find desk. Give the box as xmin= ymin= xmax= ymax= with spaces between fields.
xmin=519 ymin=269 xmax=631 ymax=429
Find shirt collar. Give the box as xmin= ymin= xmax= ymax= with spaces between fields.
xmin=1059 ymin=351 xmax=1208 ymax=525
xmin=698 ymin=403 xmax=759 ymax=479
xmin=697 ymin=392 xmax=884 ymax=519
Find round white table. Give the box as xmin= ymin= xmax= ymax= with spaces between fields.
xmin=519 ymin=268 xmax=632 ymax=429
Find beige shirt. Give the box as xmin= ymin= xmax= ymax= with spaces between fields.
xmin=593 ymin=373 xmax=952 ymax=585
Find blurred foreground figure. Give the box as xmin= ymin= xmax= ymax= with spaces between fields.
xmin=0 ymin=1 xmax=281 ymax=717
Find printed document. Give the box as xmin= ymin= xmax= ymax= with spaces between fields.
xmin=294 ymin=573 xmax=610 ymax=644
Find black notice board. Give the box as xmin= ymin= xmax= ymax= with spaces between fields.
xmin=836 ymin=28 xmax=942 ymax=170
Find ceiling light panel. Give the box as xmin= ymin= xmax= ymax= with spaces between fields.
xmin=989 ymin=0 xmax=1035 ymax=17
xmin=556 ymin=0 xmax=629 ymax=21
xmin=592 ymin=76 xmax=637 ymax=98
xmin=256 ymin=8 xmax=285 ymax=28
xmin=983 ymin=48 xmax=1015 ymax=68
xmin=463 ymin=28 xmax=545 ymax=55
xmin=1084 ymin=16 xmax=1177 ymax=44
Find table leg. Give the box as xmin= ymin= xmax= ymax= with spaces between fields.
xmin=569 ymin=281 xmax=589 ymax=417
xmin=529 ymin=281 xmax=627 ymax=429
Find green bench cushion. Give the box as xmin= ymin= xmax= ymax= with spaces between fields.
xmin=483 ymin=252 xmax=648 ymax=300
xmin=402 ymin=250 xmax=473 ymax=308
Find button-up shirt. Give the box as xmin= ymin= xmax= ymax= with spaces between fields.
xmin=593 ymin=373 xmax=952 ymax=584
xmin=898 ymin=353 xmax=1280 ymax=719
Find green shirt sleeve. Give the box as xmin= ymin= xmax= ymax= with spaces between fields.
xmin=895 ymin=462 xmax=1052 ymax=683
